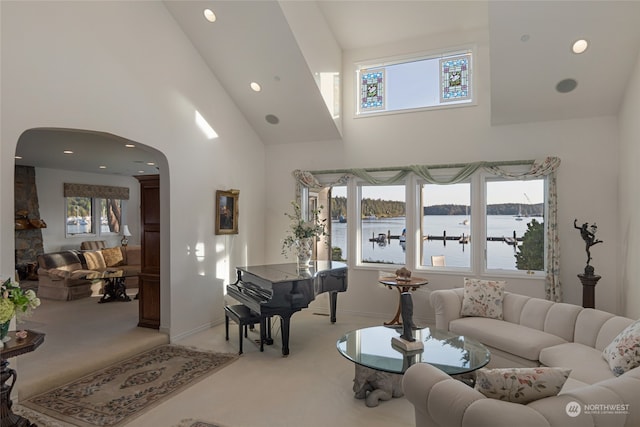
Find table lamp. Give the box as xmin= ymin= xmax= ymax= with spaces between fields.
xmin=121 ymin=225 xmax=131 ymax=246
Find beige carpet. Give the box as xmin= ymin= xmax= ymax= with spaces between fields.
xmin=23 ymin=345 xmax=238 ymax=427
xmin=17 ymin=289 xmax=168 ymax=400
xmin=15 ymin=291 xmax=417 ymax=427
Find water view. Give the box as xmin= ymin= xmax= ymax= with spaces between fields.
xmin=331 ymin=215 xmax=544 ymax=269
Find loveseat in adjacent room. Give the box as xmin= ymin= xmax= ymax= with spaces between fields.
xmin=36 ymin=245 xmax=141 ymax=300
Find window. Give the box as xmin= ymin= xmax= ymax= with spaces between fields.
xmin=66 ymin=197 xmax=94 ymax=236
xmin=420 ymin=182 xmax=471 ymax=268
xmin=358 ymin=184 xmax=406 ymax=265
xmin=63 ymin=183 xmax=129 ymax=238
xmin=66 ymin=197 xmax=124 ymax=237
xmin=331 ymin=186 xmax=348 ymax=262
xmin=356 ymin=50 xmax=473 ymax=116
xmin=485 ymin=178 xmax=545 ymax=273
xmin=302 ymin=159 xmax=556 ymax=278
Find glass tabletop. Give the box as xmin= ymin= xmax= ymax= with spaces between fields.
xmin=336 ymin=325 xmax=490 ymax=375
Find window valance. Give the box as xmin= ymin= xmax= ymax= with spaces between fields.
xmin=63 ymin=183 xmax=130 ymax=200
xmin=294 ymin=157 xmax=560 ymax=187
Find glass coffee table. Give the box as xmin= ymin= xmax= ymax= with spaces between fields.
xmin=98 ymin=269 xmax=135 ymax=303
xmin=337 ymin=325 xmax=490 ymax=407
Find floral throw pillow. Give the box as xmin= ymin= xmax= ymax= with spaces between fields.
xmin=475 ymin=367 xmax=571 ymax=404
xmin=460 ymin=278 xmax=506 ymax=319
xmin=602 ymin=319 xmax=640 ymax=376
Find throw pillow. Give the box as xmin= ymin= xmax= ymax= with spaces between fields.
xmin=602 ymin=319 xmax=640 ymax=376
xmin=101 ymin=247 xmax=124 ymax=267
xmin=475 ymin=367 xmax=571 ymax=404
xmin=460 ymin=278 xmax=506 ymax=319
xmin=84 ymin=251 xmax=107 ymax=270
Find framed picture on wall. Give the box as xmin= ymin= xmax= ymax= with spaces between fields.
xmin=215 ymin=189 xmax=239 ymax=235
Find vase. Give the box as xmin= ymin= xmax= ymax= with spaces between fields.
xmin=0 ymin=320 xmax=10 ymax=343
xmin=295 ymin=238 xmax=313 ymax=270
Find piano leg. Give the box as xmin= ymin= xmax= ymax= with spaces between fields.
xmin=280 ymin=314 xmax=292 ymax=356
xmin=329 ymin=291 xmax=338 ymax=323
xmin=260 ymin=316 xmax=274 ymax=349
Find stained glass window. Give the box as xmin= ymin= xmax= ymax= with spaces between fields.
xmin=356 ymin=50 xmax=473 ymax=116
xmin=360 ymin=68 xmax=385 ymax=111
xmin=440 ymin=54 xmax=471 ymax=102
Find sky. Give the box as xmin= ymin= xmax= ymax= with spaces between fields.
xmin=332 ymin=180 xmax=544 ymax=205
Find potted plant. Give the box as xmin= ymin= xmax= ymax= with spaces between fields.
xmin=282 ymin=201 xmax=328 ymax=269
xmin=1 ymin=277 xmax=41 ymax=343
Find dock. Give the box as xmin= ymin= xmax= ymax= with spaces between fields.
xmin=424 ymin=230 xmax=522 ymax=245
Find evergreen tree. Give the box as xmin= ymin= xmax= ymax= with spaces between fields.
xmin=515 ymin=219 xmax=544 ymax=271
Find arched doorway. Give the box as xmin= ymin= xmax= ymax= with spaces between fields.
xmin=13 ymin=127 xmax=171 ymax=398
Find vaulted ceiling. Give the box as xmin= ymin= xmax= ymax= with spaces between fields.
xmin=14 ymin=1 xmax=640 ymax=174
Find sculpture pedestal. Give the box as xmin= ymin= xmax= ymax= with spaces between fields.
xmin=578 ymin=274 xmax=601 ymax=309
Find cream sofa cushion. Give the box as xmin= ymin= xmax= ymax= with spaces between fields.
xmin=450 ymin=317 xmax=566 ymax=361
xmin=574 ymin=309 xmax=615 ymax=347
xmin=540 ymin=342 xmax=614 ymax=384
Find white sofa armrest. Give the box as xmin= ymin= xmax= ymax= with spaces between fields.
xmin=429 ymin=289 xmax=464 ymax=330
xmin=404 ymin=363 xmax=553 ymax=427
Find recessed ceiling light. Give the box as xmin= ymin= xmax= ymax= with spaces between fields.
xmin=572 ymin=39 xmax=588 ymax=54
xmin=14 ymin=155 xmax=22 ymax=160
xmin=147 ymin=162 xmax=155 ymax=166
xmin=265 ymin=114 xmax=280 ymax=125
xmin=99 ymin=165 xmax=107 ymax=169
xmin=125 ymin=144 xmax=135 ymax=148
xmin=204 ymin=8 xmax=216 ymax=23
xmin=556 ymin=78 xmax=577 ymax=93
xmin=250 ymin=82 xmax=262 ymax=92
xmin=63 ymin=150 xmax=73 ymax=154
xmin=138 ymin=170 xmax=145 ymax=174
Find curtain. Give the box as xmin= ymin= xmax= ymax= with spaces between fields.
xmin=294 ymin=156 xmax=562 ymax=301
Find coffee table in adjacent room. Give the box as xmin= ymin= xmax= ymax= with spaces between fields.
xmin=98 ymin=270 xmax=136 ymax=303
xmin=336 ymin=325 xmax=490 ymax=407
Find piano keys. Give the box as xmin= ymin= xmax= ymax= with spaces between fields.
xmin=226 ymin=261 xmax=348 ymax=356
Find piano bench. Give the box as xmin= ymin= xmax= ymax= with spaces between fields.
xmin=224 ymin=304 xmax=263 ymax=355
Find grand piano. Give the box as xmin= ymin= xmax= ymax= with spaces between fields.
xmin=227 ymin=261 xmax=348 ymax=356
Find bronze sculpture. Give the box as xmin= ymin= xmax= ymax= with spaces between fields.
xmin=574 ymin=219 xmax=602 ymax=276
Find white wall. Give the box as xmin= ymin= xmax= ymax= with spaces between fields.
xmin=1 ymin=2 xmax=266 ymax=338
xmin=618 ymin=50 xmax=640 ymax=319
xmin=265 ymin=28 xmax=622 ymax=322
xmin=33 ymin=168 xmax=140 ymax=252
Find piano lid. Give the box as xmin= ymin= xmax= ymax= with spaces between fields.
xmin=236 ymin=261 xmax=347 ymax=284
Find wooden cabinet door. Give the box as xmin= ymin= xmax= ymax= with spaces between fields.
xmin=136 ymin=175 xmax=160 ymax=329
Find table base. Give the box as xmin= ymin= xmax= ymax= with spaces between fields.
xmin=352 ymin=365 xmax=404 ymax=407
xmin=1 ymin=360 xmax=36 ymax=427
xmin=99 ymin=276 xmax=131 ymax=303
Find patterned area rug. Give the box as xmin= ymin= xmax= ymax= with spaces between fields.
xmin=174 ymin=419 xmax=226 ymax=427
xmin=23 ymin=345 xmax=238 ymax=427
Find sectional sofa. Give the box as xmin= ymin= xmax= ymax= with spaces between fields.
xmin=403 ymin=286 xmax=640 ymax=427
xmin=36 ymin=245 xmax=141 ymax=300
